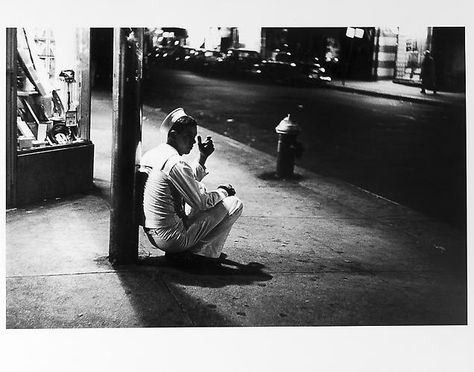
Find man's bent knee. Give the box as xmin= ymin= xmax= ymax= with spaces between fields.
xmin=222 ymin=195 xmax=243 ymax=216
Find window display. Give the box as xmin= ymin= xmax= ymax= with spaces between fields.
xmin=16 ymin=28 xmax=85 ymax=152
xmin=7 ymin=27 xmax=93 ymax=207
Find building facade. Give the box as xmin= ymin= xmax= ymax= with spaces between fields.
xmin=391 ymin=26 xmax=465 ymax=91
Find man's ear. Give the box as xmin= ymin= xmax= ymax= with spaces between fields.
xmin=167 ymin=129 xmax=177 ymax=142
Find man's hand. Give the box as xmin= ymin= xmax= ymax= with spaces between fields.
xmin=218 ymin=184 xmax=236 ymax=196
xmin=198 ymin=135 xmax=215 ymax=166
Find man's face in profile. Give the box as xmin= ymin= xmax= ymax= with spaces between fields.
xmin=174 ymin=125 xmax=197 ymax=155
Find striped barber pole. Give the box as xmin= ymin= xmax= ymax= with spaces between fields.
xmin=372 ymin=27 xmax=398 ymax=80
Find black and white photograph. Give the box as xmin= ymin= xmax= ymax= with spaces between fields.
xmin=2 ymin=0 xmax=473 ymax=371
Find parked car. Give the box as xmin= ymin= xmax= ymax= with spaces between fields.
xmin=176 ymin=46 xmax=210 ymax=70
xmin=220 ymin=48 xmax=262 ymax=76
xmin=177 ymin=46 xmax=198 ymax=65
xmin=152 ymin=46 xmax=176 ymax=65
xmin=182 ymin=49 xmax=224 ymax=72
xmin=255 ymin=51 xmax=331 ymax=85
xmin=202 ymin=50 xmax=225 ymax=72
xmin=152 ymin=45 xmax=197 ymax=67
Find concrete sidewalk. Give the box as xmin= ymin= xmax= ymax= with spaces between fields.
xmin=5 ymin=90 xmax=468 ymax=328
xmin=325 ymin=78 xmax=466 ymax=107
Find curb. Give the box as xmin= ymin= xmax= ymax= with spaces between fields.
xmin=323 ymin=83 xmax=465 ymax=108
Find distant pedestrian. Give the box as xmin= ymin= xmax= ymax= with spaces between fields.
xmin=420 ymin=50 xmax=437 ymax=94
xmin=140 ymin=108 xmax=243 ymax=266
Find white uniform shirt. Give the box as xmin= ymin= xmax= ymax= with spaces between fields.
xmin=141 ymin=143 xmax=228 ymax=229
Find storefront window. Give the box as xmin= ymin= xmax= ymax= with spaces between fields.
xmin=394 ymin=27 xmax=431 ymax=83
xmin=16 ymin=28 xmax=88 ymax=152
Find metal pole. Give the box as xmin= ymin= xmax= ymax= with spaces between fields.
xmin=6 ymin=28 xmax=18 ymax=208
xmin=342 ymin=37 xmax=354 ymax=86
xmin=372 ymin=27 xmax=381 ymax=81
xmin=76 ymin=28 xmax=91 ymax=140
xmin=109 ymin=28 xmax=144 ymax=264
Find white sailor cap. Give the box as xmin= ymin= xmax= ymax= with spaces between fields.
xmin=160 ymin=107 xmax=188 ymax=137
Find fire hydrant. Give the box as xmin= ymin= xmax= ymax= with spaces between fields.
xmin=275 ymin=114 xmax=303 ymax=178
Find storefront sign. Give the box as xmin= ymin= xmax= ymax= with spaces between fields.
xmin=355 ymin=28 xmax=364 ymax=38
xmin=346 ymin=27 xmax=364 ymax=39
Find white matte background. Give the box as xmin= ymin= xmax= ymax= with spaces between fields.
xmin=1 ymin=1 xmax=473 ymax=371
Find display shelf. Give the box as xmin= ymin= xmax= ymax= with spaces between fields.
xmin=17 ymin=90 xmax=39 ymax=97
xmin=19 ymin=139 xmax=89 ymax=154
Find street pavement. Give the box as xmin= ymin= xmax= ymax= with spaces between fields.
xmin=143 ymin=68 xmax=467 ymax=228
xmin=4 ymin=80 xmax=472 ymax=369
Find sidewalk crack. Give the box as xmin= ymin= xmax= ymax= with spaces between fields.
xmin=158 ymin=274 xmax=196 ymax=326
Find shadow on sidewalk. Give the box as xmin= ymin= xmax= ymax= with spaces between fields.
xmin=136 ymin=254 xmax=273 ymax=288
xmin=102 ymin=255 xmax=273 ymax=327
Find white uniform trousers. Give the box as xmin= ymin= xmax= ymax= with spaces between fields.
xmin=146 ymin=196 xmax=243 ymax=258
